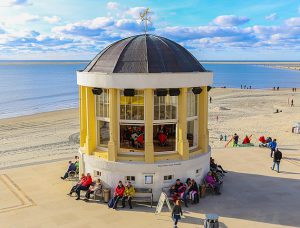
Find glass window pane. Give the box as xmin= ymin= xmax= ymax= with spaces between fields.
xmin=153 ymin=124 xmax=176 ymax=152
xmin=96 ymin=90 xmax=109 ymax=118
xmin=120 ymin=90 xmax=144 ymax=120
xmin=97 ymin=120 xmax=109 ymax=147
xmin=120 ymin=125 xmax=144 ymax=152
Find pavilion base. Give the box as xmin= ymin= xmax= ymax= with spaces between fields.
xmin=79 ymin=150 xmax=211 ymax=202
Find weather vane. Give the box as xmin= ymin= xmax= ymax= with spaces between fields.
xmin=140 ymin=8 xmax=152 ymax=34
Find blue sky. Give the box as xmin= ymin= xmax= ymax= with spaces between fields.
xmin=0 ymin=0 xmax=300 ymax=60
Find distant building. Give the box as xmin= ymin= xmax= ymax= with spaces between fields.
xmin=77 ymin=34 xmax=213 ymax=200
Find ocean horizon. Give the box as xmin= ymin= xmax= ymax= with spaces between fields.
xmin=0 ymin=60 xmax=299 ymax=119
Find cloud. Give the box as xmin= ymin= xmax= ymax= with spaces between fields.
xmin=43 ymin=16 xmax=61 ymax=24
xmin=126 ymin=7 xmax=147 ymax=19
xmin=213 ymin=15 xmax=250 ymax=26
xmin=285 ymin=17 xmax=300 ymax=26
xmin=107 ymin=2 xmax=119 ymax=10
xmin=53 ymin=17 xmax=115 ymax=37
xmin=265 ymin=13 xmax=278 ymax=21
xmin=14 ymin=13 xmax=40 ymax=23
xmin=0 ymin=0 xmax=29 ymax=6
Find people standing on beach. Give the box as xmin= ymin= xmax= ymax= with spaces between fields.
xmin=172 ymin=200 xmax=183 ymax=228
xmin=277 ymin=87 xmax=279 ymax=91
xmin=291 ymin=99 xmax=294 ymax=107
xmin=210 ymin=96 xmax=212 ymax=103
xmin=249 ymin=86 xmax=252 ymax=89
xmin=269 ymin=139 xmax=277 ymax=158
xmin=271 ymin=149 xmax=282 ymax=173
xmin=233 ymin=133 xmax=239 ymax=147
xmin=241 ymin=85 xmax=243 ymax=89
xmin=244 ymin=85 xmax=246 ymax=89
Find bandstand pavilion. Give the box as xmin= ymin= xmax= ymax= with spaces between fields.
xmin=77 ymin=34 xmax=213 ymax=200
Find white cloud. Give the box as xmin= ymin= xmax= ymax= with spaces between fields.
xmin=265 ymin=13 xmax=278 ymax=21
xmin=14 ymin=13 xmax=40 ymax=23
xmin=213 ymin=15 xmax=250 ymax=26
xmin=107 ymin=2 xmax=119 ymax=10
xmin=0 ymin=0 xmax=29 ymax=6
xmin=126 ymin=7 xmax=147 ymax=19
xmin=43 ymin=16 xmax=61 ymax=24
xmin=285 ymin=17 xmax=300 ymax=26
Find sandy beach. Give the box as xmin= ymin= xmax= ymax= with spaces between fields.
xmin=0 ymin=88 xmax=299 ymax=227
xmin=0 ymin=88 xmax=299 ymax=169
xmin=0 ymin=109 xmax=79 ymax=170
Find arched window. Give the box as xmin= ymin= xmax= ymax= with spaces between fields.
xmin=95 ymin=89 xmax=110 ymax=149
xmin=187 ymin=88 xmax=198 ymax=149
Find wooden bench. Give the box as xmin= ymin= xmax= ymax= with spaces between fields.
xmin=132 ymin=188 xmax=153 ymax=208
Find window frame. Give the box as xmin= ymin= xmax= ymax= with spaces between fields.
xmin=95 ymin=89 xmax=110 ymax=150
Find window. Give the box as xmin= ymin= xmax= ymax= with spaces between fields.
xmin=154 ymin=95 xmax=177 ymax=120
xmin=195 ymin=168 xmax=202 ymax=176
xmin=187 ymin=88 xmax=198 ymax=149
xmin=97 ymin=121 xmax=110 ymax=147
xmin=120 ymin=90 xmax=145 ymax=153
xmin=164 ymin=175 xmax=174 ymax=181
xmin=153 ymin=93 xmax=178 ymax=153
xmin=145 ymin=175 xmax=153 ymax=184
xmin=96 ymin=89 xmax=110 ymax=148
xmin=120 ymin=90 xmax=144 ymax=121
xmin=125 ymin=176 xmax=136 ymax=182
xmin=153 ymin=124 xmax=176 ymax=152
xmin=96 ymin=89 xmax=109 ymax=118
xmin=187 ymin=89 xmax=198 ymax=117
xmin=94 ymin=170 xmax=101 ymax=177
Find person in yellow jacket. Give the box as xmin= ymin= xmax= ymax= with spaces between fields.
xmin=121 ymin=181 xmax=135 ymax=209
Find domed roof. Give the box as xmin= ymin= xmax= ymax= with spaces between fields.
xmin=84 ymin=34 xmax=206 ymax=73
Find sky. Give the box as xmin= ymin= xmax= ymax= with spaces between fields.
xmin=0 ymin=0 xmax=300 ymax=60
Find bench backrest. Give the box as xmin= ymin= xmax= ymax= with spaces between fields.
xmin=135 ymin=188 xmax=152 ymax=194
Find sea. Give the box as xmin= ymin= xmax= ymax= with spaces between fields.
xmin=0 ymin=60 xmax=299 ymax=119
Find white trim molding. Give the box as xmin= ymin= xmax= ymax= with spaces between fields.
xmin=77 ymin=71 xmax=213 ymax=89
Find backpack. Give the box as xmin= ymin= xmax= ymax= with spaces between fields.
xmin=108 ymin=198 xmax=115 ymax=208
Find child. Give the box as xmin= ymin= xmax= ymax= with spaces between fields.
xmin=172 ymin=200 xmax=183 ymax=228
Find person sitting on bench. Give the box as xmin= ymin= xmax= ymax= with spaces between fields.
xmin=61 ymin=161 xmax=77 ymax=180
xmin=122 ymin=181 xmax=135 ymax=209
xmin=170 ymin=179 xmax=188 ymax=207
xmin=210 ymin=157 xmax=227 ymax=175
xmin=68 ymin=173 xmax=86 ymax=196
xmin=205 ymin=171 xmax=221 ymax=195
xmin=189 ymin=179 xmax=199 ymax=204
xmin=113 ymin=181 xmax=125 ymax=209
xmin=75 ymin=173 xmax=92 ymax=200
xmin=84 ymin=178 xmax=102 ymax=201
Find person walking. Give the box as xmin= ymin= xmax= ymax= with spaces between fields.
xmin=271 ymin=149 xmax=282 ymax=173
xmin=291 ymin=99 xmax=294 ymax=107
xmin=210 ymin=96 xmax=212 ymax=103
xmin=269 ymin=139 xmax=277 ymax=158
xmin=172 ymin=200 xmax=183 ymax=228
xmin=233 ymin=133 xmax=239 ymax=147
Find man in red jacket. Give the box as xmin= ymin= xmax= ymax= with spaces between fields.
xmin=75 ymin=173 xmax=92 ymax=200
xmin=113 ymin=181 xmax=125 ymax=209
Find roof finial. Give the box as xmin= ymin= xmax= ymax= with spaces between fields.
xmin=140 ymin=8 xmax=152 ymax=34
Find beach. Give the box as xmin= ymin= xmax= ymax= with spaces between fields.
xmin=0 ymin=109 xmax=79 ymax=170
xmin=0 ymin=88 xmax=299 ymax=169
xmin=0 ymin=88 xmax=299 ymax=227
